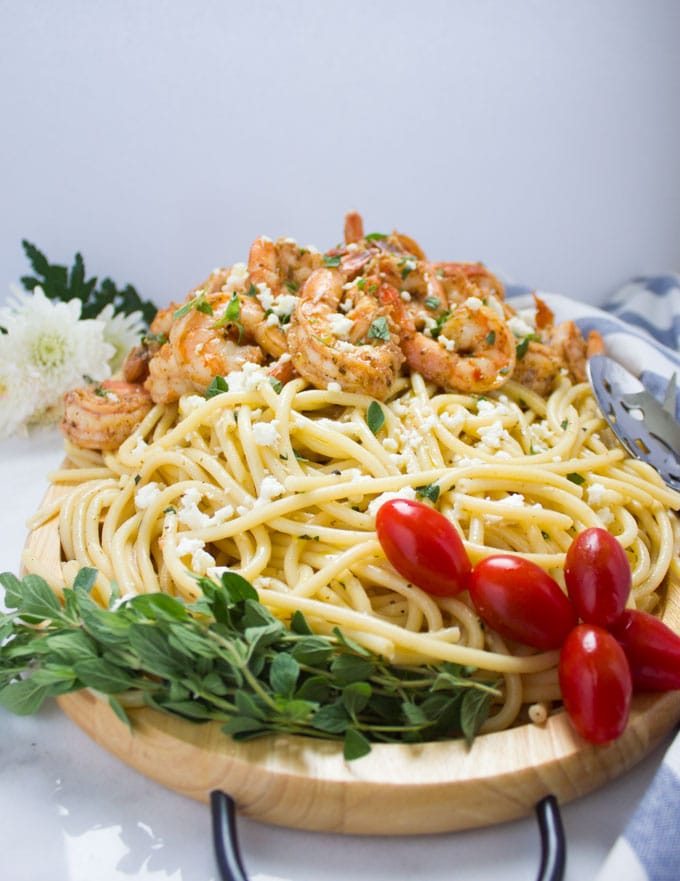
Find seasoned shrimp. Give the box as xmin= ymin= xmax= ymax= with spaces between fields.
xmin=433 ymin=261 xmax=505 ymax=306
xmin=61 ymin=379 xmax=153 ymax=450
xmin=511 ymin=295 xmax=606 ymax=394
xmin=384 ymin=285 xmax=516 ymax=394
xmin=545 ymin=320 xmax=605 ymax=383
xmin=145 ymin=283 xmax=264 ymax=403
xmin=287 ymin=268 xmax=404 ymax=400
xmin=244 ymin=236 xmax=324 ymax=358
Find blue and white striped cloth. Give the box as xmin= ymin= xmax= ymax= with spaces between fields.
xmin=512 ymin=273 xmax=680 ymax=881
xmin=596 ymin=274 xmax=680 ymax=881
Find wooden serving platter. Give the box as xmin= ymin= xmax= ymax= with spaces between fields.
xmin=24 ymin=484 xmax=680 ymax=835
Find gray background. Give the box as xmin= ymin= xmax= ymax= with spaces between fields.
xmin=1 ymin=0 xmax=678 ymax=309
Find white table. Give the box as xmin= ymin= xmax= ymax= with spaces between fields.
xmin=0 ymin=430 xmax=671 ymax=881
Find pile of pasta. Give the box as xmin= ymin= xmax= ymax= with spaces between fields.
xmin=28 ymin=362 xmax=680 ymax=734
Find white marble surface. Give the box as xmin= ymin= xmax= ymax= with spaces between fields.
xmin=0 ymin=429 xmax=674 ymax=880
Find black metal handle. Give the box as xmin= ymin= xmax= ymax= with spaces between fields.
xmin=210 ymin=791 xmax=249 ymax=881
xmin=535 ymin=795 xmax=566 ymax=881
xmin=210 ymin=789 xmax=567 ymax=881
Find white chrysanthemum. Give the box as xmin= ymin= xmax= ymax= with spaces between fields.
xmin=0 ymin=355 xmax=34 ymax=438
xmin=97 ymin=304 xmax=146 ymax=373
xmin=0 ymin=287 xmax=115 ymax=431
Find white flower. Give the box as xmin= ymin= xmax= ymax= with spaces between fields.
xmin=97 ymin=304 xmax=146 ymax=373
xmin=0 ymin=287 xmax=115 ymax=436
xmin=0 ymin=356 xmax=33 ymax=437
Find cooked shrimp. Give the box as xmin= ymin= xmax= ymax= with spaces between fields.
xmin=145 ymin=285 xmax=264 ymax=403
xmin=287 ymin=268 xmax=404 ymax=400
xmin=385 ymin=285 xmax=516 ymax=394
xmin=511 ymin=340 xmax=562 ymax=396
xmin=344 ymin=210 xmax=365 ymax=244
xmin=433 ymin=262 xmax=505 ymax=306
xmin=61 ymin=379 xmax=153 ymax=450
xmin=511 ymin=295 xmax=606 ymax=394
xmin=245 ymin=236 xmax=324 ymax=358
xmin=544 ymin=320 xmax=605 ymax=383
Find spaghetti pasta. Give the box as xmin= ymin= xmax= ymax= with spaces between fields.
xmin=27 ymin=361 xmax=680 ymax=733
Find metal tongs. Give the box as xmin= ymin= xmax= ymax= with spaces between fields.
xmin=587 ymin=355 xmax=680 ymax=491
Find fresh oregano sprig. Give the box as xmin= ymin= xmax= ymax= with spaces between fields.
xmin=20 ymin=240 xmax=157 ymax=325
xmin=0 ymin=568 xmax=500 ymax=761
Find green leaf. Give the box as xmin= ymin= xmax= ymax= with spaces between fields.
xmin=415 ymin=482 xmax=440 ymax=503
xmin=401 ymin=700 xmax=429 ymax=726
xmin=0 ymin=678 xmax=51 ymax=715
xmin=128 ymin=624 xmax=185 ymax=678
xmin=367 ymin=316 xmax=390 ymax=341
xmin=364 ymin=232 xmax=387 ymax=241
xmin=291 ymin=637 xmax=333 ymax=666
xmin=220 ymin=571 xmax=258 ymax=603
xmin=73 ymin=658 xmax=138 ymax=693
xmin=424 ymin=296 xmax=441 ymax=310
xmin=323 ymin=254 xmax=342 ymax=267
xmin=277 ymin=698 xmax=316 ymax=723
xmin=222 ymin=716 xmax=268 ymax=738
xmin=343 ymin=727 xmax=371 ymax=761
xmin=108 ymin=695 xmax=132 ymax=729
xmin=13 ymin=574 xmax=64 ymax=621
xmin=294 ymin=675 xmax=331 ymax=703
xmin=342 ymin=681 xmax=372 ymax=717
xmin=128 ymin=593 xmax=189 ymax=622
xmin=269 ymin=376 xmax=283 ymax=394
xmin=366 ymin=401 xmax=385 ymax=435
xmin=460 ymin=687 xmax=492 ymax=745
xmin=167 ymin=623 xmax=219 ymax=660
xmin=269 ymin=653 xmax=300 ymax=697
xmin=567 ymin=472 xmax=585 ymax=485
xmin=311 ymin=701 xmax=351 ymax=734
xmin=290 ymin=610 xmax=313 ymax=635
xmin=0 ymin=571 xmax=23 ymax=609
xmin=330 ymin=653 xmax=374 ymax=686
xmin=158 ymin=700 xmax=215 ymax=720
xmin=20 ymin=241 xmax=155 ymax=324
xmin=44 ymin=630 xmax=98 ymax=664
xmin=205 ymin=376 xmax=229 ymax=398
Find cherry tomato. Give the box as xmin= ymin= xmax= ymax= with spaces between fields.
xmin=559 ymin=624 xmax=632 ymax=744
xmin=468 ymin=555 xmax=577 ymax=650
xmin=610 ymin=609 xmax=680 ymax=691
xmin=564 ymin=527 xmax=631 ymax=628
xmin=375 ymin=498 xmax=471 ymax=597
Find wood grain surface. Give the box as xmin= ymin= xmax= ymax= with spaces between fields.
xmin=24 ymin=480 xmax=680 ymax=835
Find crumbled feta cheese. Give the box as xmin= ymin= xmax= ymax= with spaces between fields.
xmin=225 ymin=262 xmax=249 ymax=289
xmin=327 ymin=381 xmax=342 ymax=392
xmin=503 ymin=493 xmax=527 ymax=507
xmin=175 ymin=536 xmax=215 ymax=573
xmin=252 ymin=420 xmax=280 ymax=447
xmin=439 ymin=334 xmax=456 ymax=352
xmin=486 ymin=295 xmax=505 ymax=317
xmin=179 ymin=395 xmax=208 ymax=415
xmin=464 ymin=296 xmax=484 ymax=312
xmin=255 ymin=283 xmax=274 ymax=311
xmin=477 ymin=419 xmax=512 ymax=449
xmin=367 ymin=486 xmax=417 ymax=517
xmin=508 ymin=314 xmax=535 ymax=338
xmin=254 ymin=475 xmax=285 ymax=507
xmin=400 ymin=290 xmax=412 ymax=302
xmin=328 ymin=313 xmax=354 ymax=338
xmin=135 ymin=482 xmax=162 ymax=509
xmin=178 ymin=489 xmax=212 ymax=529
xmin=382 ymin=437 xmax=399 ymax=452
